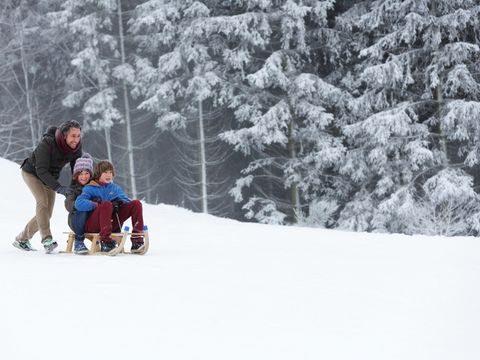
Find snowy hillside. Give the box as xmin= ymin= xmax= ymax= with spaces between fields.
xmin=0 ymin=157 xmax=479 ymax=360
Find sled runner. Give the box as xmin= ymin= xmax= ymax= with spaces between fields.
xmin=61 ymin=226 xmax=149 ymax=256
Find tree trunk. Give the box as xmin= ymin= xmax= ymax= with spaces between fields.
xmin=431 ymin=0 xmax=448 ymax=167
xmin=117 ymin=0 xmax=137 ymax=198
xmin=104 ymin=127 xmax=112 ymax=162
xmin=198 ymin=100 xmax=208 ymax=213
xmin=435 ymin=84 xmax=448 ymax=166
xmin=17 ymin=16 xmax=36 ymax=150
xmin=288 ymin=120 xmax=301 ymax=221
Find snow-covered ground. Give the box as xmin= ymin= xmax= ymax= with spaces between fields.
xmin=0 ymin=157 xmax=479 ymax=360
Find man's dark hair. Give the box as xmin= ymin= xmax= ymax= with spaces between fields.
xmin=59 ymin=120 xmax=81 ymax=135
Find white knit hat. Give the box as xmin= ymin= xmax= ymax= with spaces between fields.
xmin=73 ymin=153 xmax=93 ymax=176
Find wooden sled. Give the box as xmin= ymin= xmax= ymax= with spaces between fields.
xmin=61 ymin=226 xmax=149 ymax=256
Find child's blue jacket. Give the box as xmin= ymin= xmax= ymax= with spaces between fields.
xmin=74 ymin=180 xmax=130 ymax=211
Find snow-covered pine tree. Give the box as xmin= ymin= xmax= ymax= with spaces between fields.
xmin=0 ymin=0 xmax=68 ymax=160
xmin=337 ymin=0 xmax=480 ymax=234
xmin=374 ymin=168 xmax=480 ymax=236
xmin=216 ymin=0 xmax=349 ymax=224
xmin=130 ymin=0 xmax=236 ymax=215
xmin=48 ymin=0 xmax=140 ymax=197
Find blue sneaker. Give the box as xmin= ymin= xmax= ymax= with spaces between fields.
xmin=74 ymin=240 xmax=89 ymax=255
xmin=41 ymin=237 xmax=58 ymax=254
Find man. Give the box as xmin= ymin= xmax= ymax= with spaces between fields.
xmin=13 ymin=120 xmax=83 ymax=253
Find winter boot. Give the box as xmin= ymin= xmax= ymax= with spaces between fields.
xmin=74 ymin=238 xmax=89 ymax=255
xmin=41 ymin=236 xmax=58 ymax=254
xmin=12 ymin=236 xmax=36 ymax=251
xmin=131 ymin=239 xmax=145 ymax=254
xmin=100 ymin=239 xmax=116 ymax=253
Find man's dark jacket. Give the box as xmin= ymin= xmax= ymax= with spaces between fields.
xmin=21 ymin=126 xmax=82 ymax=190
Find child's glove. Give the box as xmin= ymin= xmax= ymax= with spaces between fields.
xmin=111 ymin=198 xmax=124 ymax=213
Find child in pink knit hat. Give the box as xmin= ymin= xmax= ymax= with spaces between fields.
xmin=72 ymin=153 xmax=93 ymax=178
xmin=64 ymin=153 xmax=94 ymax=254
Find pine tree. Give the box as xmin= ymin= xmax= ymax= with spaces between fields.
xmin=130 ymin=0 xmax=236 ymax=215
xmin=48 ymin=0 xmax=140 ymax=197
xmin=217 ymin=0 xmax=349 ymax=224
xmin=337 ymin=0 xmax=480 ymax=233
xmin=0 ymin=0 xmax=68 ymax=161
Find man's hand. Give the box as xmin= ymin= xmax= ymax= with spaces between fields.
xmin=56 ymin=185 xmax=73 ymax=197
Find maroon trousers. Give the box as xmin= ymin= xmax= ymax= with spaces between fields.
xmin=84 ymin=200 xmax=144 ymax=241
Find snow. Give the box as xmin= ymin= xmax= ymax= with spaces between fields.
xmin=0 ymin=157 xmax=479 ymax=360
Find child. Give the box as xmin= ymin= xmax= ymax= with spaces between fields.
xmin=64 ymin=153 xmax=94 ymax=254
xmin=74 ymin=160 xmax=145 ymax=253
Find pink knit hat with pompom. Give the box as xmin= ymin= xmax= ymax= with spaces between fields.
xmin=73 ymin=153 xmax=93 ymax=176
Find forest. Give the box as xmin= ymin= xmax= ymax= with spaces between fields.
xmin=1 ymin=0 xmax=480 ymax=235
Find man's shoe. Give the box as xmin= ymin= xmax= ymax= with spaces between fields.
xmin=12 ymin=238 xmax=36 ymax=251
xmin=41 ymin=237 xmax=58 ymax=254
